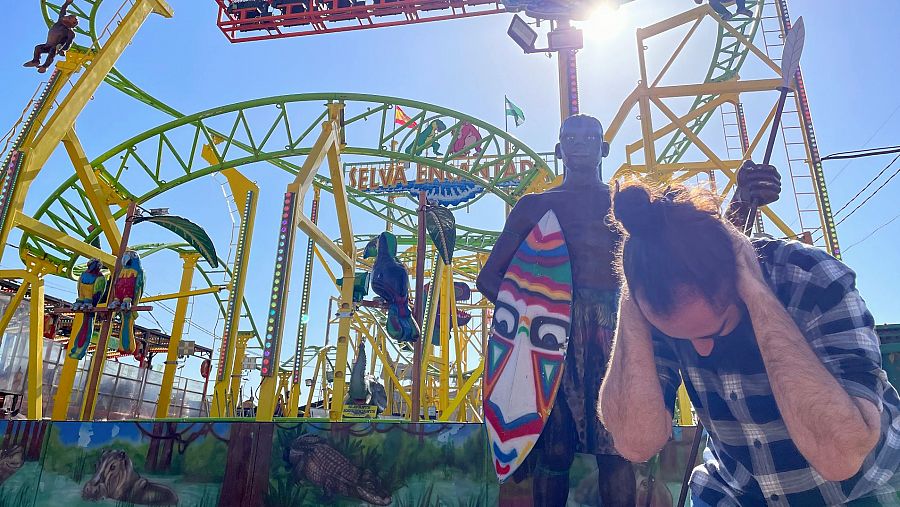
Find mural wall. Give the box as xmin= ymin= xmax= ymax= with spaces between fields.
xmin=0 ymin=420 xmax=498 ymax=507
xmin=0 ymin=419 xmax=701 ymax=506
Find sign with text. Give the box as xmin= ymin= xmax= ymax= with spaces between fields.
xmin=343 ymin=154 xmax=553 ymax=206
xmin=343 ymin=404 xmax=378 ymax=419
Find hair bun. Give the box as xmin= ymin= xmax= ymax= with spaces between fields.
xmin=613 ymin=184 xmax=664 ymax=236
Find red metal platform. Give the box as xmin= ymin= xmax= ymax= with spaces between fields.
xmin=215 ymin=0 xmax=507 ymax=42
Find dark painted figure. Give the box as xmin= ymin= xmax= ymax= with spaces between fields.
xmin=24 ymin=0 xmax=78 ymax=73
xmin=477 ymin=114 xmax=780 ymax=506
xmin=694 ymin=0 xmax=753 ymax=21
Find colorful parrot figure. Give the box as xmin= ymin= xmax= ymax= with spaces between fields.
xmin=370 ymin=232 xmax=420 ymax=343
xmin=108 ymin=250 xmax=144 ymax=355
xmin=68 ymin=259 xmax=107 ymax=360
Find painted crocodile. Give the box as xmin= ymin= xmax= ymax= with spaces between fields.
xmin=284 ymin=434 xmax=391 ymax=506
xmin=82 ymin=450 xmax=178 ymax=506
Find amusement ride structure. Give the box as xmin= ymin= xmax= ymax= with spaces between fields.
xmin=0 ymin=0 xmax=838 ymax=427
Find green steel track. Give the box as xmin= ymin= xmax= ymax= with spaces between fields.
xmin=29 ymin=0 xmax=767 ymax=355
xmin=656 ymin=0 xmax=764 ymax=164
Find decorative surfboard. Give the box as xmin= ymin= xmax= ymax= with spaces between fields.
xmin=483 ymin=210 xmax=573 ymax=482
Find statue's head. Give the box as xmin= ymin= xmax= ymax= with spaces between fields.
xmin=554 ymin=115 xmax=609 ymax=178
xmin=62 ymin=15 xmax=79 ymax=29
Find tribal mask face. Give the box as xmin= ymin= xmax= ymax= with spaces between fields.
xmin=483 ymin=210 xmax=573 ymax=482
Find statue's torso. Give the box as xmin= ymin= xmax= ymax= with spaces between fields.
xmin=517 ymin=186 xmax=619 ymax=291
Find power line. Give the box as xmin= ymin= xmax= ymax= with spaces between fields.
xmin=829 ymin=103 xmax=900 ymax=184
xmin=832 ymin=152 xmax=900 ymax=218
xmin=813 ymin=153 xmax=900 ymax=244
xmin=822 ymin=145 xmax=900 ymax=161
xmin=843 ymin=212 xmax=900 ymax=254
xmin=834 ymin=163 xmax=900 ymax=227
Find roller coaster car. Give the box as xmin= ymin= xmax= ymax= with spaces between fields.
xmin=227 ymin=0 xmax=272 ymax=18
xmin=319 ymin=0 xmax=368 ymax=21
xmin=420 ymin=0 xmax=452 ymax=12
xmin=273 ymin=0 xmax=312 ymax=25
xmin=227 ymin=0 xmax=274 ymax=31
xmin=371 ymin=0 xmax=408 ymax=17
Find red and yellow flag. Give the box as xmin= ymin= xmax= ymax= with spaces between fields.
xmin=394 ymin=106 xmax=417 ymax=129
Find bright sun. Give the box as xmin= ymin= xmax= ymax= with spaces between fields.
xmin=577 ymin=3 xmax=629 ymax=42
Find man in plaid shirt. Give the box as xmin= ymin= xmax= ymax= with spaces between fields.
xmin=599 ymin=181 xmax=900 ymax=505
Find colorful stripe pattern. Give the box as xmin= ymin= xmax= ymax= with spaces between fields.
xmin=483 ymin=210 xmax=573 ymax=482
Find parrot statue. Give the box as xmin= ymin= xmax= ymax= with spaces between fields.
xmin=68 ymin=259 xmax=107 ymax=360
xmin=109 ymin=250 xmax=144 ymax=355
xmin=370 ymin=232 xmax=420 ymax=343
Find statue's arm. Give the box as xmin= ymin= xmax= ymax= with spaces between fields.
xmin=725 ymin=160 xmax=782 ymax=233
xmin=476 ymin=197 xmax=537 ymax=303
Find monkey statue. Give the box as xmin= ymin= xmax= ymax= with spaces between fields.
xmin=24 ymin=0 xmax=78 ymax=74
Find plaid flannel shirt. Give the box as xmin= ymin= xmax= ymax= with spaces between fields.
xmin=653 ymin=239 xmax=900 ymax=506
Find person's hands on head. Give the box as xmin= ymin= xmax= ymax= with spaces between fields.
xmin=735 ymin=160 xmax=781 ymax=206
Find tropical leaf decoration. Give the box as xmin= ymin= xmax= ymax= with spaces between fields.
xmin=424 ymin=204 xmax=456 ymax=265
xmin=134 ymin=215 xmax=219 ymax=268
xmin=780 ymin=16 xmax=805 ymax=89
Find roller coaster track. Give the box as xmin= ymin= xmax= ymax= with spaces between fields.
xmin=35 ymin=0 xmax=769 ymax=230
xmin=26 ymin=0 xmax=771 ymax=359
xmin=656 ymin=0 xmax=764 ymax=165
xmin=21 ymin=93 xmax=550 ymax=271
xmin=129 ymin=242 xmax=263 ymax=347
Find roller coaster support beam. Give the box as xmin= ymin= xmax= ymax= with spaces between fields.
xmin=0 ymin=0 xmax=173 ymax=261
xmin=0 ymin=269 xmax=46 ymax=418
xmin=207 ymin=157 xmax=258 ymax=417
xmin=156 ymin=252 xmax=200 ymax=418
xmin=62 ymin=129 xmax=122 ymax=251
xmin=411 ymin=191 xmax=426 ymax=422
xmin=15 ymin=212 xmax=116 ymax=267
xmin=227 ymin=332 xmax=254 ymax=416
xmin=288 ymin=187 xmax=322 ymax=417
xmin=257 ymin=104 xmax=354 ymax=422
xmin=52 ymin=314 xmax=83 ymax=420
xmin=141 ymin=285 xmax=225 ymax=303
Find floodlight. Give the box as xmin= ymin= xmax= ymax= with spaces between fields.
xmin=547 ymin=27 xmax=583 ymax=51
xmin=508 ymin=14 xmax=538 ymax=53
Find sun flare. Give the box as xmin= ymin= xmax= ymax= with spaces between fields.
xmin=578 ymin=3 xmax=630 ymax=42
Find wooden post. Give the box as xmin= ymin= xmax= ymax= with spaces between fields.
xmin=411 ymin=191 xmax=427 ymax=422
xmin=80 ymin=201 xmax=137 ymax=420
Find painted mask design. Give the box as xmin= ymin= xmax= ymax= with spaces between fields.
xmin=483 ymin=210 xmax=573 ymax=482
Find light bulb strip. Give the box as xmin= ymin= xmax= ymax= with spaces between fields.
xmin=261 ymin=191 xmax=298 ymax=377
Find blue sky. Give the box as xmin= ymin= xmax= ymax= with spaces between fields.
xmin=2 ymin=0 xmax=899 ymax=390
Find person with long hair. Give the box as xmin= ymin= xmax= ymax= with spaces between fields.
xmin=600 ymin=183 xmax=900 ymax=505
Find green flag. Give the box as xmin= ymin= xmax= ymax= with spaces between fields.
xmin=505 ymin=96 xmax=525 ymax=127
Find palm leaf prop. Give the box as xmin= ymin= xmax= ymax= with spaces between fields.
xmin=780 ymin=17 xmax=805 ymax=90
xmin=425 ymin=204 xmax=456 ymax=265
xmin=134 ymin=215 xmax=219 ymax=268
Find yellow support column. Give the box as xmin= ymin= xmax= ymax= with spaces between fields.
xmin=26 ymin=275 xmax=44 ymax=419
xmin=210 ymin=169 xmax=258 ymax=417
xmin=329 ymin=273 xmax=356 ymax=421
xmin=227 ymin=332 xmax=253 ymax=416
xmin=155 ymin=253 xmax=199 ymax=418
xmin=51 ymin=313 xmax=84 ymax=421
xmin=438 ymin=265 xmax=451 ymax=416
xmin=677 ymin=383 xmax=694 ymax=426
